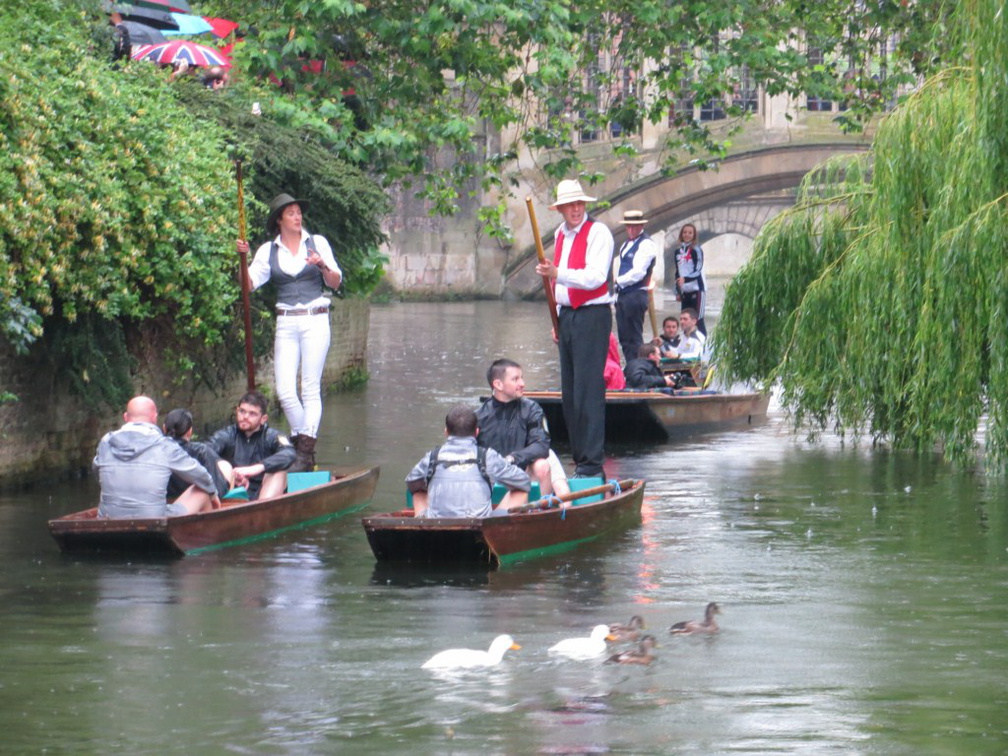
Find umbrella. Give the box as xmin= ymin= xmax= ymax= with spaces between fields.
xmin=123 ymin=0 xmax=191 ymax=12
xmin=203 ymin=16 xmax=239 ymax=39
xmin=119 ymin=20 xmax=166 ymax=46
xmin=117 ymin=5 xmax=179 ymax=30
xmin=163 ymin=12 xmax=213 ymax=36
xmin=132 ymin=39 xmax=230 ymax=68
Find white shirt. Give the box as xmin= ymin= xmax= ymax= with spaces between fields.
xmin=553 ymin=219 xmax=615 ymax=307
xmin=247 ymin=229 xmax=341 ymax=309
xmin=676 ymin=329 xmax=707 ymax=360
xmin=615 ymin=234 xmax=659 ymax=290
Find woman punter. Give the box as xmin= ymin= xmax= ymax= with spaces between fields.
xmin=236 ymin=193 xmax=342 ymax=471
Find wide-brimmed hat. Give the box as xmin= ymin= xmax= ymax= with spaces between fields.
xmin=549 ymin=179 xmax=597 ymax=209
xmin=621 ymin=210 xmax=647 ymax=225
xmin=266 ymin=193 xmax=308 ymax=235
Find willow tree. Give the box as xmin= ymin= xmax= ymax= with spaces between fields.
xmin=715 ymin=0 xmax=1008 ymax=467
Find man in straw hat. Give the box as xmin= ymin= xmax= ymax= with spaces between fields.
xmin=535 ymin=179 xmax=615 ymax=479
xmin=614 ymin=209 xmax=659 ymax=364
xmin=236 ymin=193 xmax=343 ymax=472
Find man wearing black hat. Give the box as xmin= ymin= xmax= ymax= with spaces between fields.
xmin=236 ymin=194 xmax=342 ymax=471
xmin=614 ymin=209 xmax=658 ymax=364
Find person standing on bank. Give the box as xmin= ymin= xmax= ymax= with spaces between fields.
xmin=534 ymin=179 xmax=615 ymax=479
xmin=236 ymin=194 xmax=342 ymax=472
xmin=614 ymin=210 xmax=659 ymax=364
xmin=674 ymin=223 xmax=707 ymax=335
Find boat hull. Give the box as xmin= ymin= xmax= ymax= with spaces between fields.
xmin=524 ymin=390 xmax=770 ymax=443
xmin=362 ymin=479 xmax=645 ymax=568
xmin=49 ymin=466 xmax=380 ymax=556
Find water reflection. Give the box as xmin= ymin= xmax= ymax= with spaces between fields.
xmin=1 ymin=301 xmax=1006 ymax=754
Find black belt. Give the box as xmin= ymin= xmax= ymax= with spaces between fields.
xmin=559 ymin=303 xmax=611 ymax=311
xmin=276 ymin=306 xmax=329 ymax=317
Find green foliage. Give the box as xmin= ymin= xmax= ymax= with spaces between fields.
xmin=206 ymin=0 xmax=955 ymax=214
xmin=716 ymin=0 xmax=1008 ymax=468
xmin=0 ymin=1 xmax=388 ymax=408
xmin=0 ymin=2 xmax=240 ymax=402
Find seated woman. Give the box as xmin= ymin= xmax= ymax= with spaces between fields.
xmin=604 ymin=333 xmax=626 ymax=390
xmin=163 ymin=408 xmax=234 ymax=500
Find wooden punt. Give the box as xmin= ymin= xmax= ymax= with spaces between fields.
xmin=361 ymin=479 xmax=645 ymax=568
xmin=48 ymin=466 xmax=380 ymax=557
xmin=524 ymin=389 xmax=770 ymax=443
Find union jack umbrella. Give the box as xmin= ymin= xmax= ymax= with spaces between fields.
xmin=132 ymin=39 xmax=230 ymax=68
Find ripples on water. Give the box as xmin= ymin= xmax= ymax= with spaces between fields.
xmin=1 ymin=301 xmax=1006 ymax=754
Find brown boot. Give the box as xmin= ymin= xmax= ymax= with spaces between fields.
xmin=290 ymin=434 xmax=316 ymax=473
xmin=288 ymin=435 xmax=310 ymax=473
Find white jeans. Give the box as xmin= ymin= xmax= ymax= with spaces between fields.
xmin=273 ymin=313 xmax=330 ymax=438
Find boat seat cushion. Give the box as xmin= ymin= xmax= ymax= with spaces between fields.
xmin=287 ymin=470 xmax=331 ymax=493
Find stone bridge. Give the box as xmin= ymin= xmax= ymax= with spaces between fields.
xmin=504 ymin=142 xmax=870 ymax=297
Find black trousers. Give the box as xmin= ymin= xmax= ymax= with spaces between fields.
xmin=680 ymin=290 xmax=707 ymax=335
xmin=615 ymin=288 xmax=649 ymax=363
xmin=558 ymin=304 xmax=611 ymax=477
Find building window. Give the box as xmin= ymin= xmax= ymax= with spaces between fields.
xmin=805 ymin=48 xmax=833 ymax=112
xmin=667 ymin=44 xmax=694 ymax=125
xmin=732 ymin=65 xmax=758 ymax=113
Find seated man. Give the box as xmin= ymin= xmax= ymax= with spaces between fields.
xmin=476 ymin=358 xmax=571 ymax=497
xmin=163 ymin=408 xmax=234 ymax=499
xmin=93 ymin=396 xmax=218 ymax=518
xmin=656 ymin=315 xmax=682 ymax=358
xmin=624 ymin=343 xmax=676 ymax=390
xmin=670 ymin=307 xmax=707 ymax=361
xmin=407 ymin=405 xmax=531 ymax=518
xmin=209 ymin=391 xmax=296 ymax=500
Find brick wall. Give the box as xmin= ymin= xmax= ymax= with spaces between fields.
xmin=0 ymin=299 xmax=369 ymax=487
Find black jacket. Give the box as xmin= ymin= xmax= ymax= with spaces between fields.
xmin=475 ymin=397 xmax=550 ymax=469
xmin=208 ymin=423 xmax=296 ymax=499
xmin=624 ymin=358 xmax=668 ymax=389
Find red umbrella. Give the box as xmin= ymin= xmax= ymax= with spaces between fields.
xmin=132 ymin=39 xmax=230 ymax=68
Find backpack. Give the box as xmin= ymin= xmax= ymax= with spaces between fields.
xmin=424 ymin=444 xmax=491 ymax=488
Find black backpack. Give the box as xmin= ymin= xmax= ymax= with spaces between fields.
xmin=424 ymin=444 xmax=491 ymax=488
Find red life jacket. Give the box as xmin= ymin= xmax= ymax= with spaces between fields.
xmin=553 ymin=219 xmax=608 ymax=308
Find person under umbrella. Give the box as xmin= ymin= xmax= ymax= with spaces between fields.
xmin=236 ymin=195 xmax=343 ymax=472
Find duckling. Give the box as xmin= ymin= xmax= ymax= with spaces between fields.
xmin=421 ymin=634 xmax=521 ymax=670
xmin=669 ymin=602 xmax=721 ymax=635
xmin=607 ymin=635 xmax=658 ymax=665
xmin=608 ymin=614 xmax=645 ymax=642
xmin=548 ymin=624 xmax=616 ymax=660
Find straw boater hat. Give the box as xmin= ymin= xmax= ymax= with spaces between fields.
xmin=266 ymin=193 xmax=309 ymax=236
xmin=621 ymin=210 xmax=647 ymax=225
xmin=549 ymin=179 xmax=597 ymax=209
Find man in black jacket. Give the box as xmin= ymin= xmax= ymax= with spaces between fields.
xmin=475 ymin=359 xmax=570 ymax=497
xmin=209 ymin=391 xmax=297 ymax=500
xmin=624 ymin=344 xmax=676 ymax=390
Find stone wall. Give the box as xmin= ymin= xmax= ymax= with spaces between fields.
xmin=0 ymin=299 xmax=370 ymax=487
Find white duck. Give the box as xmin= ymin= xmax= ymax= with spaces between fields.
xmin=421 ymin=634 xmax=521 ymax=670
xmin=548 ymin=624 xmax=616 ymax=660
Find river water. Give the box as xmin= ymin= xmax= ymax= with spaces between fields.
xmin=1 ymin=300 xmax=1006 ymax=755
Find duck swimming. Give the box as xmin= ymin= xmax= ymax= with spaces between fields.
xmin=607 ymin=635 xmax=658 ymax=665
xmin=669 ymin=602 xmax=721 ymax=635
xmin=548 ymin=624 xmax=616 ymax=660
xmin=421 ymin=634 xmax=521 ymax=670
xmin=608 ymin=614 xmax=645 ymax=642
